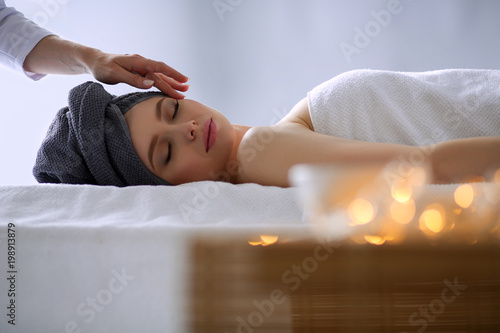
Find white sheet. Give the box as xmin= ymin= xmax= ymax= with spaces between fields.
xmin=0 ymin=181 xmax=303 ymax=226
xmin=0 ymin=179 xmax=499 ymax=332
xmin=0 ymin=182 xmax=304 ymax=333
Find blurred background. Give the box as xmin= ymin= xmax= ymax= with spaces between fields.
xmin=1 ymin=0 xmax=500 ymax=185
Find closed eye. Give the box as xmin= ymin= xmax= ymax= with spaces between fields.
xmin=165 ymin=142 xmax=172 ymax=164
xmin=172 ymin=99 xmax=179 ymax=120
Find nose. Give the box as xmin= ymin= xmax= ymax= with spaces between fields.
xmin=160 ymin=120 xmax=197 ymax=141
xmin=185 ymin=120 xmax=197 ymax=141
xmin=171 ymin=120 xmax=197 ymax=141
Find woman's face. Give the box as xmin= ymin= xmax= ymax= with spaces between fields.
xmin=124 ymin=97 xmax=237 ymax=185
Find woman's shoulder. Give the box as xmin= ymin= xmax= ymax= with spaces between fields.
xmin=275 ymin=97 xmax=314 ymax=131
xmin=275 ymin=71 xmax=384 ymax=132
xmin=274 ymin=71 xmax=382 ymax=132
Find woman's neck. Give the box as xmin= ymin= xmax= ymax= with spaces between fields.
xmin=228 ymin=124 xmax=251 ymax=183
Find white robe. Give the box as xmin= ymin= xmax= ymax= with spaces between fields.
xmin=0 ymin=0 xmax=53 ymax=79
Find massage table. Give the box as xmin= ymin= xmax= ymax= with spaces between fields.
xmin=1 ymin=169 xmax=499 ymax=332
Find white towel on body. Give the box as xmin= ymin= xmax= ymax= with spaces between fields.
xmin=308 ymin=69 xmax=500 ymax=144
xmin=302 ymin=69 xmax=500 ymax=239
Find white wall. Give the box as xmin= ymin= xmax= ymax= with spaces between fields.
xmin=1 ymin=0 xmax=500 ymax=185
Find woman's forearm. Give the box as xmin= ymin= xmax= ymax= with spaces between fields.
xmin=430 ymin=137 xmax=500 ymax=183
xmin=23 ymin=35 xmax=99 ymax=75
xmin=237 ymin=124 xmax=500 ymax=187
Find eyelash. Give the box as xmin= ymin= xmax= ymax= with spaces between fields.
xmin=165 ymin=142 xmax=171 ymax=164
xmin=165 ymin=100 xmax=178 ymax=165
xmin=172 ymin=99 xmax=179 ymax=119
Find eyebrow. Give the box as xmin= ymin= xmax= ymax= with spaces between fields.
xmin=148 ymin=98 xmax=164 ymax=171
xmin=155 ymin=97 xmax=163 ymax=122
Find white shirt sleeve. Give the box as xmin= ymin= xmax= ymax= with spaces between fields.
xmin=0 ymin=0 xmax=54 ymax=80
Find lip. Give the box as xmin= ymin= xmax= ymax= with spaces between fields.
xmin=203 ymin=118 xmax=217 ymax=152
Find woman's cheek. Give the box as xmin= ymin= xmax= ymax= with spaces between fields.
xmin=174 ymin=159 xmax=210 ymax=183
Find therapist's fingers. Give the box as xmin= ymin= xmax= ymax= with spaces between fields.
xmin=88 ymin=52 xmax=190 ymax=96
xmin=154 ymin=72 xmax=190 ymax=91
xmin=124 ymin=55 xmax=189 ymax=85
xmin=149 ymin=73 xmax=190 ymax=98
xmin=111 ymin=65 xmax=157 ymax=89
xmin=114 ymin=54 xmax=190 ymax=96
xmin=143 ymin=72 xmax=190 ymax=99
xmin=132 ymin=55 xmax=189 ymax=84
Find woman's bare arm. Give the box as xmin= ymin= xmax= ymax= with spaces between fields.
xmin=430 ymin=137 xmax=500 ymax=183
xmin=236 ymin=98 xmax=500 ymax=187
xmin=237 ymin=125 xmax=500 ymax=187
xmin=237 ymin=124 xmax=419 ymax=186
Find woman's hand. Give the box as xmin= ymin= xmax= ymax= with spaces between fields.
xmin=86 ymin=52 xmax=189 ymax=99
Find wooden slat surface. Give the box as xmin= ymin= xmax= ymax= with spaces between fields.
xmin=188 ymin=236 xmax=500 ymax=333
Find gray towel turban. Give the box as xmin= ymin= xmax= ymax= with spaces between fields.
xmin=33 ymin=81 xmax=171 ymax=187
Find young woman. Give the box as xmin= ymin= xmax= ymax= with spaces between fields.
xmin=33 ymin=69 xmax=500 ymax=187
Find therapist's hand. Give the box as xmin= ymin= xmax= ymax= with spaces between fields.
xmin=87 ymin=52 xmax=190 ymax=99
xmin=24 ymin=35 xmax=189 ymax=98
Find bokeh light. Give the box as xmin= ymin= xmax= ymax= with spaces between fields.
xmin=419 ymin=205 xmax=445 ymax=234
xmin=390 ymin=199 xmax=416 ymax=224
xmin=348 ymin=198 xmax=375 ymax=225
xmin=248 ymin=235 xmax=279 ymax=246
xmin=454 ymin=184 xmax=474 ymax=208
xmin=391 ymin=181 xmax=412 ymax=203
xmin=364 ymin=235 xmax=385 ymax=245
